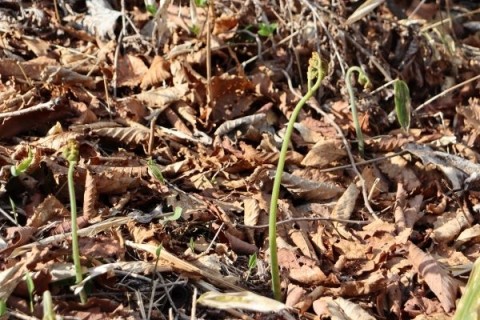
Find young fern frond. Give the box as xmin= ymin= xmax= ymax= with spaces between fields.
xmin=345 ymin=66 xmax=371 ymax=157
xmin=63 ymin=139 xmax=87 ymax=304
xmin=268 ymin=53 xmax=326 ymax=300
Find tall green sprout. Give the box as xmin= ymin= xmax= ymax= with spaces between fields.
xmin=269 ymin=53 xmax=326 ymax=300
xmin=63 ymin=139 xmax=87 ymax=304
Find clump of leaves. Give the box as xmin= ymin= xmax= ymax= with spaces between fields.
xmin=63 ymin=139 xmax=87 ymax=303
xmin=269 ymin=52 xmax=326 ymax=300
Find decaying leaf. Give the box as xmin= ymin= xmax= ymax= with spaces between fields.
xmin=407 ymin=242 xmax=459 ymax=312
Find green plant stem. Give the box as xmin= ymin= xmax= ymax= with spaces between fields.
xmin=346 ymin=66 xmax=366 ymax=157
xmin=67 ymin=160 xmax=87 ymax=304
xmin=269 ymin=57 xmax=325 ymax=301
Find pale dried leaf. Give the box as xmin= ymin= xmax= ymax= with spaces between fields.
xmin=83 ymin=0 xmax=122 ymax=39
xmin=346 ymin=0 xmax=386 ymax=25
xmin=331 ymin=183 xmax=360 ymax=222
xmin=334 ymin=297 xmax=375 ymax=320
xmin=244 ymin=198 xmax=260 ymax=243
xmin=198 ymin=291 xmax=289 ymax=312
xmin=301 ymin=139 xmax=346 ymax=168
xmin=407 ymin=242 xmax=458 ymax=312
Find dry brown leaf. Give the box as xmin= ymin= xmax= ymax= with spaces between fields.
xmin=289 ymin=265 xmax=327 ymax=285
xmin=301 ymin=139 xmax=346 ymax=168
xmin=407 ymin=242 xmax=459 ymax=312
xmin=141 ymin=55 xmax=172 ymax=89
xmin=285 ymin=284 xmax=306 ymax=308
xmin=243 ymin=198 xmax=260 ymax=243
xmin=135 ymin=83 xmax=189 ymax=111
xmin=27 ymin=195 xmax=68 ymax=227
xmin=116 ymin=54 xmax=148 ymax=87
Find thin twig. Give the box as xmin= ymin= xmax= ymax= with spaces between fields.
xmin=415 ymin=74 xmax=480 ymax=113
xmin=238 ymin=216 xmax=369 ymax=229
xmin=0 ymin=99 xmax=59 ymax=119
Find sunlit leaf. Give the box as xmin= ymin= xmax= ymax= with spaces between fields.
xmin=257 ymin=22 xmax=277 ymax=37
xmin=198 ymin=291 xmax=289 ymax=312
xmin=394 ymin=79 xmax=411 ymax=132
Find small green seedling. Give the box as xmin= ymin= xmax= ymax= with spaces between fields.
xmin=257 ymin=22 xmax=277 ymax=37
xmin=42 ymin=290 xmax=56 ymax=320
xmin=269 ymin=53 xmax=326 ymax=300
xmin=190 ymin=24 xmax=201 ymax=36
xmin=189 ymin=237 xmax=195 ymax=252
xmin=245 ymin=252 xmax=257 ymax=280
xmin=0 ymin=299 xmax=6 ymax=316
xmin=147 ymin=158 xmax=165 ymax=183
xmin=10 ymin=147 xmax=33 ymax=177
xmin=8 ymin=197 xmax=18 ymax=225
xmin=25 ymin=272 xmax=34 ymax=313
xmin=63 ymin=139 xmax=87 ymax=304
xmin=345 ymin=66 xmax=372 ymax=157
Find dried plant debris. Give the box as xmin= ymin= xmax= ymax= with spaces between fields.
xmin=0 ymin=0 xmax=479 ymax=319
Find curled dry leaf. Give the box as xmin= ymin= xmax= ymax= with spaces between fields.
xmin=407 ymin=242 xmax=459 ymax=312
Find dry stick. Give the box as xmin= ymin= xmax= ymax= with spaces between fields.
xmin=205 ymin=1 xmax=214 ymax=106
xmin=415 ymin=73 xmax=480 ymax=113
xmin=238 ymin=216 xmax=369 ymax=229
xmin=316 ymin=151 xmax=407 ymax=173
xmin=0 ymin=99 xmax=59 ymax=119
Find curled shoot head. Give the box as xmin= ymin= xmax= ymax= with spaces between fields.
xmin=358 ymin=71 xmax=372 ymax=89
xmin=63 ymin=139 xmax=79 ymax=163
xmin=307 ymin=52 xmax=326 ymax=90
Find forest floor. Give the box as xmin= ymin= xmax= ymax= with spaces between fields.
xmin=1 ymin=0 xmax=480 ymax=319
